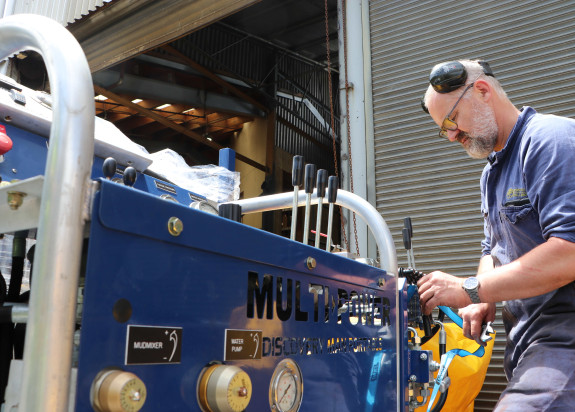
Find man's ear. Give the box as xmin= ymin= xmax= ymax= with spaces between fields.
xmin=474 ymin=79 xmax=491 ymax=102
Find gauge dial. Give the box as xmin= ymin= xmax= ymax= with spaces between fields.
xmin=197 ymin=364 xmax=252 ymax=412
xmin=91 ymin=369 xmax=147 ymax=412
xmin=270 ymin=359 xmax=303 ymax=412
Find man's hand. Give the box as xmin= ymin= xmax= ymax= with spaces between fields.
xmin=416 ymin=271 xmax=471 ymax=314
xmin=459 ymin=303 xmax=496 ymax=346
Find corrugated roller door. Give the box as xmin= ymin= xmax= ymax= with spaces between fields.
xmin=368 ymin=0 xmax=575 ymax=410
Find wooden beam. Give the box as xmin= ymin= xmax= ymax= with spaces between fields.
xmin=94 ymin=85 xmax=268 ymax=172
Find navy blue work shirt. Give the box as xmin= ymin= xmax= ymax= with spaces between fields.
xmin=480 ymin=106 xmax=575 ymax=379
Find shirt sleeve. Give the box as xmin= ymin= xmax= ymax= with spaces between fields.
xmin=521 ymin=114 xmax=575 ymax=243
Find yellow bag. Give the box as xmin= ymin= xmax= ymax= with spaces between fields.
xmin=417 ymin=322 xmax=495 ymax=412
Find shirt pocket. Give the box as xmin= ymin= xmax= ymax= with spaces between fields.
xmin=498 ymin=203 xmax=542 ymax=255
xmin=499 ymin=204 xmax=534 ymax=224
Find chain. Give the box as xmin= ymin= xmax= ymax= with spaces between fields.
xmin=341 ymin=0 xmax=360 ymax=255
xmin=324 ymin=0 xmax=349 ymax=250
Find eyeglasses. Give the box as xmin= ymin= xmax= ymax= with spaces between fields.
xmin=438 ymin=82 xmax=475 ymax=139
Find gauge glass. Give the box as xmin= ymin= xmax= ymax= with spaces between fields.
xmin=270 ymin=359 xmax=303 ymax=412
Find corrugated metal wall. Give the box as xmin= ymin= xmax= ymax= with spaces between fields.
xmin=368 ymin=0 xmax=575 ymax=410
xmin=12 ymin=0 xmax=113 ymax=24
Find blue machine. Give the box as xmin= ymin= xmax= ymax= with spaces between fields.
xmin=0 ymin=14 xmax=437 ymax=412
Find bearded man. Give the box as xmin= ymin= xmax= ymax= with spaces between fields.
xmin=418 ymin=60 xmax=575 ymax=410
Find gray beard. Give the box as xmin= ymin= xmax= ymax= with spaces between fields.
xmin=463 ymin=100 xmax=498 ymax=159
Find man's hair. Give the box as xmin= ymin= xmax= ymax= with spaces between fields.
xmin=423 ymin=59 xmax=507 ymax=109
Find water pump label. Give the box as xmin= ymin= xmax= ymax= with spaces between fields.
xmin=225 ymin=329 xmax=263 ymax=361
xmin=125 ymin=325 xmax=182 ymax=365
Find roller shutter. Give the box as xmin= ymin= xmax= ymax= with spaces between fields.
xmin=368 ymin=0 xmax=575 ymax=410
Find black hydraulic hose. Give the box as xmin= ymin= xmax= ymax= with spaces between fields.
xmin=431 ymin=325 xmax=448 ymax=412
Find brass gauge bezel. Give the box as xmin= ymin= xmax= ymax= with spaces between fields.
xmin=269 ymin=358 xmax=303 ymax=412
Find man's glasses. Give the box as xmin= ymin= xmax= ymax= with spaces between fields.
xmin=438 ymin=82 xmax=475 ymax=139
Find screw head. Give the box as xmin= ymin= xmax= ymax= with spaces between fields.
xmin=306 ymin=257 xmax=316 ymax=270
xmin=167 ymin=217 xmax=183 ymax=236
xmin=420 ymin=353 xmax=428 ymax=361
xmin=409 ymin=375 xmax=417 ymax=382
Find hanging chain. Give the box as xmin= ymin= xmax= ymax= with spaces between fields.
xmin=324 ymin=0 xmax=349 ymax=251
xmin=341 ymin=0 xmax=360 ymax=255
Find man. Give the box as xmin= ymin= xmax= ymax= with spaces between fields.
xmin=418 ymin=59 xmax=575 ymax=410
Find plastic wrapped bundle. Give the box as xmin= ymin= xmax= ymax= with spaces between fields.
xmin=148 ymin=149 xmax=240 ymax=203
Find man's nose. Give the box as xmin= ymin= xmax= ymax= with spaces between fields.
xmin=446 ymin=129 xmax=460 ymax=142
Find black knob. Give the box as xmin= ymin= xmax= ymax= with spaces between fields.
xmin=219 ymin=203 xmax=242 ymax=222
xmin=304 ymin=164 xmax=317 ymax=194
xmin=292 ymin=155 xmax=304 ymax=187
xmin=102 ymin=157 xmax=117 ymax=180
xmin=327 ymin=176 xmax=338 ymax=203
xmin=123 ymin=167 xmax=137 ymax=187
xmin=316 ymin=169 xmax=328 ymax=198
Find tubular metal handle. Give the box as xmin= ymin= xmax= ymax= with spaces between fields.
xmin=0 ymin=14 xmax=95 ymax=412
xmin=223 ymin=189 xmax=397 ymax=275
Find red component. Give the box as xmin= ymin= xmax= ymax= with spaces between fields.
xmin=0 ymin=125 xmax=13 ymax=156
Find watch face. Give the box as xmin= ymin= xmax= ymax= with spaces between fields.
xmin=464 ymin=277 xmax=479 ymax=289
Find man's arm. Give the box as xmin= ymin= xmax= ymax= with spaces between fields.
xmin=417 ymin=237 xmax=575 ymax=311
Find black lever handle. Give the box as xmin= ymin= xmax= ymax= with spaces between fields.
xmin=327 ymin=176 xmax=338 ymax=203
xmin=402 ymin=228 xmax=412 ymax=251
xmin=404 ymin=217 xmax=413 ymax=239
xmin=102 ymin=157 xmax=117 ymax=180
xmin=123 ymin=166 xmax=137 ymax=187
xmin=304 ymin=164 xmax=317 ymax=194
xmin=316 ymin=169 xmax=328 ymax=198
xmin=292 ymin=155 xmax=304 ymax=187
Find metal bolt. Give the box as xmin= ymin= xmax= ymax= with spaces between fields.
xmin=409 ymin=375 xmax=417 ymax=382
xmin=420 ymin=353 xmax=428 ymax=361
xmin=167 ymin=217 xmax=183 ymax=236
xmin=306 ymin=257 xmax=316 ymax=270
xmin=7 ymin=191 xmax=26 ymax=210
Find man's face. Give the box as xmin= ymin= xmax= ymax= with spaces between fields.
xmin=429 ymin=88 xmax=499 ymax=159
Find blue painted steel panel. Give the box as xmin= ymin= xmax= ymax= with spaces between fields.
xmin=75 ymin=180 xmax=401 ymax=411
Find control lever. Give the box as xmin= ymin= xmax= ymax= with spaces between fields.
xmin=314 ymin=169 xmax=328 ymax=248
xmin=123 ymin=166 xmax=137 ymax=187
xmin=102 ymin=157 xmax=117 ymax=180
xmin=403 ymin=217 xmax=433 ymax=338
xmin=290 ymin=155 xmax=304 ymax=241
xmin=325 ymin=176 xmax=338 ymax=252
xmin=302 ymin=164 xmax=316 ymax=245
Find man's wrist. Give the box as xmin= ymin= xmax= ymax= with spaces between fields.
xmin=462 ymin=276 xmax=481 ymax=304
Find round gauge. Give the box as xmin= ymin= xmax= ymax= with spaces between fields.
xmin=197 ymin=364 xmax=252 ymax=412
xmin=269 ymin=359 xmax=303 ymax=412
xmin=90 ymin=369 xmax=147 ymax=412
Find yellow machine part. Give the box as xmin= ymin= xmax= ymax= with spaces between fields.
xmin=417 ymin=322 xmax=495 ymax=412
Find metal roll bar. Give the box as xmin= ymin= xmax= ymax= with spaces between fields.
xmin=225 ymin=189 xmax=397 ymax=274
xmin=0 ymin=14 xmax=94 ymax=411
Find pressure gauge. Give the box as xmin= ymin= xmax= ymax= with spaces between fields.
xmin=269 ymin=359 xmax=303 ymax=412
xmin=197 ymin=364 xmax=252 ymax=412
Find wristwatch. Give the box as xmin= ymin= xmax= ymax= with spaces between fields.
xmin=462 ymin=276 xmax=481 ymax=304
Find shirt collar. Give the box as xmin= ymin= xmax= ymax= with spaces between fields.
xmin=487 ymin=106 xmax=536 ymax=165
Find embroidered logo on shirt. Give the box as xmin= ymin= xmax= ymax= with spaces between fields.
xmin=505 ymin=188 xmax=529 ymax=206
